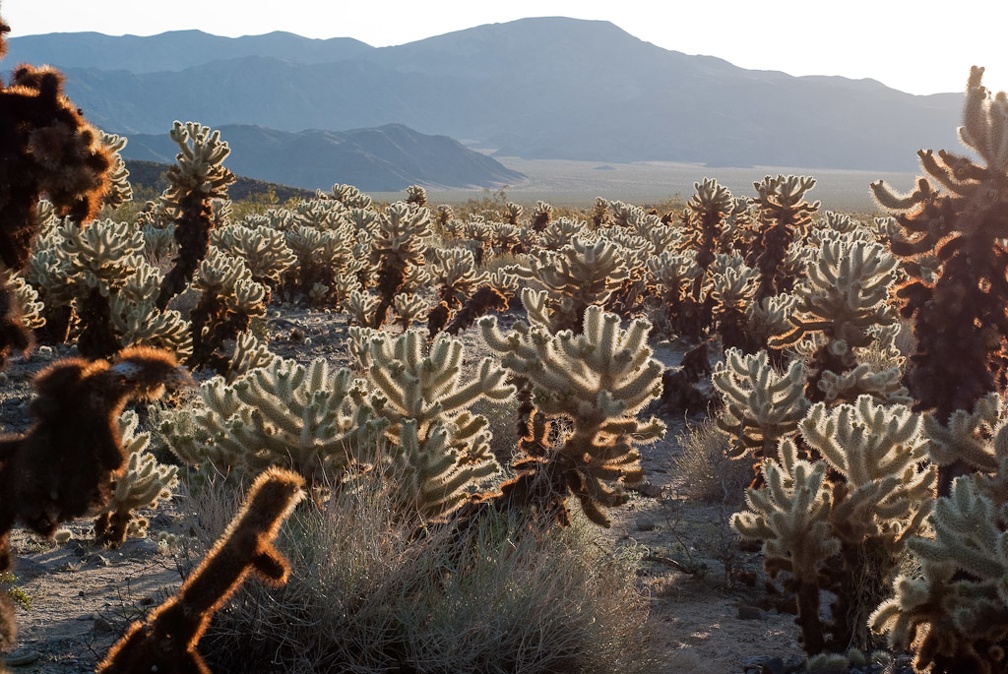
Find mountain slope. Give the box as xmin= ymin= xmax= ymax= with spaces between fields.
xmin=121 ymin=124 xmax=525 ymax=192
xmin=6 ymin=17 xmax=967 ymax=172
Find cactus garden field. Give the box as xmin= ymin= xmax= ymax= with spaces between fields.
xmin=8 ymin=10 xmax=1008 ymax=674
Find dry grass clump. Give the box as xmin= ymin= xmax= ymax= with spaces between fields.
xmin=180 ymin=466 xmax=657 ymax=674
xmin=669 ymin=418 xmax=751 ymax=504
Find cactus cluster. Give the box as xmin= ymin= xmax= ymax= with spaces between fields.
xmin=476 ymin=302 xmax=665 ymax=527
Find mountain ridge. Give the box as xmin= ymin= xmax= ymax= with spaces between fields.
xmin=5 ymin=17 xmax=968 ymax=179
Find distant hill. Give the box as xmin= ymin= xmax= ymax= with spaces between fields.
xmin=121 ymin=123 xmax=525 ymax=192
xmin=6 ymin=17 xmax=967 ymax=175
xmin=124 ymin=160 xmax=317 ymax=203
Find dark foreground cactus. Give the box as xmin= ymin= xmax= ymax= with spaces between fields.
xmin=98 ymin=467 xmax=305 ymax=674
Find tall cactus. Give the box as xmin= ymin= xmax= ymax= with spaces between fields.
xmin=156 ymin=121 xmax=235 ymax=309
xmin=871 ymin=66 xmax=1008 ymax=494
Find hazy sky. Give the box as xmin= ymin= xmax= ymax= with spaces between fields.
xmin=2 ymin=0 xmax=1004 ymax=97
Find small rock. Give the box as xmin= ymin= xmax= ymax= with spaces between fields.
xmin=3 ymin=649 xmax=40 ymax=666
xmin=634 ymin=517 xmax=657 ymax=532
xmin=741 ymin=655 xmax=785 ymax=674
xmin=736 ymin=605 xmax=764 ymax=621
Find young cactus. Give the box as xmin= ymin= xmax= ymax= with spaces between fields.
xmin=350 ymin=327 xmax=514 ymax=517
xmin=712 ymin=348 xmax=810 ymax=482
xmin=93 ymin=410 xmax=179 ymax=546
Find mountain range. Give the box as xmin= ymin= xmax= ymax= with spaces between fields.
xmin=5 ymin=17 xmax=966 ymax=189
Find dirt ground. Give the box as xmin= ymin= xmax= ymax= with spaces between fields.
xmin=0 ymin=307 xmax=808 ymax=673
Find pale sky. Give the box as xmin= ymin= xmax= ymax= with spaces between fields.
xmin=1 ymin=0 xmax=1004 ymax=97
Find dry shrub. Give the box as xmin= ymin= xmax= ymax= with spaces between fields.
xmin=669 ymin=418 xmax=751 ymax=504
xmin=181 ymin=466 xmax=657 ymax=674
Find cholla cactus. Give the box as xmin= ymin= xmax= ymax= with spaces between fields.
xmin=94 ymin=411 xmax=179 ymax=546
xmin=682 ymin=177 xmax=735 ymax=282
xmin=870 ymin=393 xmax=1008 ymax=673
xmin=156 ymin=121 xmax=235 ymax=309
xmin=750 ymin=174 xmax=820 ymax=301
xmin=770 ymin=231 xmax=900 ymax=401
xmin=712 ymin=348 xmax=810 ymax=478
xmin=530 ymin=199 xmax=553 ymax=232
xmin=224 ymin=330 xmax=277 ymax=382
xmin=871 ymin=474 xmax=1008 ymax=674
xmin=708 ymin=260 xmax=760 ymax=351
xmin=478 ymin=305 xmax=665 ymax=527
xmin=211 ymin=223 xmax=296 ymax=300
xmin=60 ymin=218 xmax=145 ymax=358
xmin=511 ymin=236 xmax=629 ymax=333
xmin=165 ymin=357 xmax=386 ymax=486
xmin=351 ymin=327 xmax=513 ymax=516
xmin=369 ymin=201 xmax=431 ymax=327
xmin=734 ymin=396 xmax=934 ymax=654
xmin=110 ymin=263 xmax=193 ymax=359
xmin=503 ymin=201 xmax=523 ymax=225
xmin=392 ymin=292 xmax=429 ymax=331
xmin=425 ymin=247 xmax=485 ymax=333
xmin=540 ymin=216 xmax=585 ymax=249
xmin=871 ymin=67 xmax=1008 ymax=496
xmin=646 ymin=249 xmax=702 ymax=340
xmin=281 ymin=222 xmax=356 ymax=304
xmin=3 ymin=271 xmax=44 ymax=333
xmin=327 ymin=183 xmax=373 ymax=209
xmin=99 ymin=131 xmax=133 ymax=210
xmin=188 ymin=248 xmax=267 ymax=372
xmin=405 ymin=184 xmax=427 ymax=206
xmin=98 ymin=467 xmax=305 ymax=674
xmin=343 ymin=289 xmax=380 ymax=327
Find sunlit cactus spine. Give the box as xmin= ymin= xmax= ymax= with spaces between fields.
xmin=187 ymin=248 xmax=267 ymax=372
xmin=93 ymin=410 xmax=179 ymax=546
xmin=369 ymin=201 xmax=431 ymax=327
xmin=350 ymin=327 xmax=514 ymax=517
xmin=0 ymin=16 xmax=114 ymax=364
xmin=769 ymin=231 xmax=901 ymax=402
xmin=871 ymin=66 xmax=1008 ymax=494
xmin=712 ymin=348 xmax=810 ymax=483
xmin=509 ymin=236 xmax=629 ymax=334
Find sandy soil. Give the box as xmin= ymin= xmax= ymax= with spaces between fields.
xmin=0 ymin=307 xmax=808 ymax=673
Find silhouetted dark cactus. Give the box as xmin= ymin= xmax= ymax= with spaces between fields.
xmin=98 ymin=468 xmax=305 ymax=674
xmin=0 ymin=14 xmax=113 ymax=365
xmin=0 ymin=346 xmax=190 ymax=651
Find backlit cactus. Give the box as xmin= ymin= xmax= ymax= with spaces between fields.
xmin=770 ymin=230 xmax=900 ymax=401
xmin=370 ymin=201 xmax=431 ymax=327
xmin=156 ymin=121 xmax=236 ymax=309
xmin=350 ymin=327 xmax=513 ymax=516
xmin=165 ymin=356 xmax=386 ymax=484
xmin=94 ymin=410 xmax=179 ymax=546
xmin=871 ymin=67 xmax=1008 ymax=494
xmin=98 ymin=467 xmax=305 ymax=674
xmin=511 ymin=236 xmax=629 ymax=334
xmin=750 ymin=174 xmax=820 ymax=301
xmin=478 ymin=304 xmax=665 ymax=526
xmin=734 ymin=396 xmax=934 ymax=654
xmin=712 ymin=348 xmax=810 ymax=478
